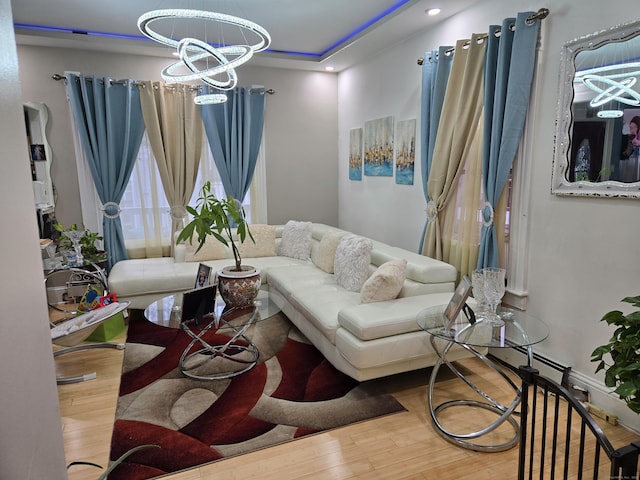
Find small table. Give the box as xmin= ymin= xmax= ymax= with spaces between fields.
xmin=144 ymin=290 xmax=283 ymax=380
xmin=417 ymin=307 xmax=549 ymax=452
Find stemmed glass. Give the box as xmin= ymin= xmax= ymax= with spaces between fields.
xmin=471 ymin=269 xmax=489 ymax=316
xmin=64 ymin=229 xmax=85 ymax=267
xmin=483 ymin=267 xmax=506 ymax=326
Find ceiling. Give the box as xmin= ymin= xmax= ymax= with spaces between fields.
xmin=11 ymin=0 xmax=477 ymax=72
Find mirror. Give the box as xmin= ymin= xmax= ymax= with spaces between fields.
xmin=552 ymin=20 xmax=640 ymax=198
xmin=24 ymin=102 xmax=55 ymax=236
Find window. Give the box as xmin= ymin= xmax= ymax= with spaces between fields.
xmin=119 ymin=133 xmax=251 ymax=256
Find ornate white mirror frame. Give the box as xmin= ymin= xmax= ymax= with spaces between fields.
xmin=552 ymin=20 xmax=640 ymax=198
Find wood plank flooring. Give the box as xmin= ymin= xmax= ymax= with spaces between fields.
xmin=56 ymin=319 xmax=639 ymax=480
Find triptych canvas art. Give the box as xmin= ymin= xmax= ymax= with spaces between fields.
xmin=349 ymin=116 xmax=415 ymax=185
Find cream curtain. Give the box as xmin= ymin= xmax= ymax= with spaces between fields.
xmin=422 ymin=34 xmax=487 ymax=278
xmin=140 ymin=82 xmax=203 ymax=250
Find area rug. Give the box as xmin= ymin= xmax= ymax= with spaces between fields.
xmin=108 ymin=308 xmax=405 ymax=479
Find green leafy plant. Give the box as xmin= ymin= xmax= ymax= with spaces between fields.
xmin=53 ymin=223 xmax=107 ymax=263
xmin=591 ymin=296 xmax=640 ymax=414
xmin=176 ymin=181 xmax=254 ymax=272
xmin=67 ymin=444 xmax=160 ymax=479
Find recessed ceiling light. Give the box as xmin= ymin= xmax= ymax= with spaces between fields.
xmin=426 ymin=8 xmax=441 ymax=16
xmin=325 ymin=66 xmax=335 ymax=72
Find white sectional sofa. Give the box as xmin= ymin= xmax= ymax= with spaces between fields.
xmin=109 ymin=222 xmax=472 ymax=381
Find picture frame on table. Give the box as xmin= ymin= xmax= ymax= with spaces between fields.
xmin=443 ymin=275 xmax=472 ymax=329
xmin=195 ymin=263 xmax=212 ymax=289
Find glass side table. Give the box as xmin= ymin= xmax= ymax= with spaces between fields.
xmin=417 ymin=307 xmax=549 ymax=452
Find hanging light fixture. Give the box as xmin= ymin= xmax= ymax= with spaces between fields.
xmin=137 ymin=9 xmax=271 ymax=104
xmin=575 ymin=63 xmax=640 ymax=110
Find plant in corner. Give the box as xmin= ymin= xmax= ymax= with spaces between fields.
xmin=176 ymin=181 xmax=260 ymax=307
xmin=591 ymin=296 xmax=640 ymax=414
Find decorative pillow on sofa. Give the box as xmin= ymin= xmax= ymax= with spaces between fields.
xmin=334 ymin=234 xmax=373 ymax=292
xmin=278 ymin=220 xmax=312 ymax=260
xmin=360 ymin=258 xmax=408 ymax=304
xmin=183 ymin=235 xmax=228 ymax=262
xmin=238 ymin=224 xmax=276 ymax=258
xmin=312 ymin=231 xmax=345 ymax=273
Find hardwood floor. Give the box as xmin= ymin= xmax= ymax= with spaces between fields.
xmin=56 ymin=319 xmax=639 ymax=480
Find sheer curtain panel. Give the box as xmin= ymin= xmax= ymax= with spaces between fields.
xmin=65 ymin=74 xmax=145 ymax=270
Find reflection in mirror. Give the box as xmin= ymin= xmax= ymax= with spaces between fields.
xmin=552 ymin=20 xmax=640 ymax=198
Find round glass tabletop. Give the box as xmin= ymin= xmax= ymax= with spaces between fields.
xmin=144 ymin=289 xmax=284 ymax=329
xmin=417 ymin=306 xmax=549 ymax=348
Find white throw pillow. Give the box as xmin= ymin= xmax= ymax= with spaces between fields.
xmin=278 ymin=220 xmax=312 ymax=260
xmin=334 ymin=234 xmax=373 ymax=292
xmin=312 ymin=231 xmax=345 ymax=273
xmin=360 ymin=258 xmax=408 ymax=303
xmin=238 ymin=224 xmax=276 ymax=258
xmin=183 ymin=236 xmax=228 ymax=262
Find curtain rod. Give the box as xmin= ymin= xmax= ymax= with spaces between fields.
xmin=51 ymin=73 xmax=275 ymax=95
xmin=416 ymin=8 xmax=549 ymax=65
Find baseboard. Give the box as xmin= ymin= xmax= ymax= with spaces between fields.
xmin=492 ymin=348 xmax=640 ymax=435
xmin=567 ymin=369 xmax=640 ymax=435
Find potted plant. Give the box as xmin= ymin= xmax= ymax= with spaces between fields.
xmin=53 ymin=223 xmax=107 ymax=266
xmin=176 ymin=181 xmax=260 ymax=307
xmin=591 ymin=295 xmax=640 ymax=414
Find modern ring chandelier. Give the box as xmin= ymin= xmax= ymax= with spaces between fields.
xmin=137 ymin=9 xmax=271 ymax=104
xmin=575 ymin=62 xmax=640 ymax=118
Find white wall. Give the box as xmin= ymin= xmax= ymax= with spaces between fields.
xmin=338 ymin=0 xmax=640 ymax=430
xmin=16 ymin=46 xmax=339 ymax=228
xmin=0 ymin=0 xmax=67 ymax=477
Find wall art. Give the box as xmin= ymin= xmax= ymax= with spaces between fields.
xmin=364 ymin=116 xmax=394 ymax=177
xmin=349 ymin=127 xmax=363 ymax=181
xmin=395 ymin=119 xmax=415 ymax=185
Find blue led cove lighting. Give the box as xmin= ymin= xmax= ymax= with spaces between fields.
xmin=14 ymin=0 xmax=414 ymax=59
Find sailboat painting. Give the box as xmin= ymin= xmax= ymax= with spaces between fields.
xmin=349 ymin=128 xmax=363 ymax=181
xmin=395 ymin=119 xmax=415 ymax=185
xmin=364 ymin=116 xmax=394 ymax=177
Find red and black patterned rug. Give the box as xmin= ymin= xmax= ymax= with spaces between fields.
xmin=108 ymin=308 xmax=405 ymax=479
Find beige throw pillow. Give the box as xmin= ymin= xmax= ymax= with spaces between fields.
xmin=312 ymin=231 xmax=345 ymax=273
xmin=278 ymin=220 xmax=312 ymax=260
xmin=183 ymin=235 xmax=228 ymax=262
xmin=237 ymin=224 xmax=277 ymax=258
xmin=360 ymin=258 xmax=408 ymax=303
xmin=334 ymin=234 xmax=373 ymax=292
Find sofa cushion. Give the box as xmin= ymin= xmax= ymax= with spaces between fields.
xmin=338 ymin=292 xmax=454 ymax=341
xmin=334 ymin=234 xmax=373 ymax=292
xmin=278 ymin=220 xmax=312 ymax=260
xmin=361 ymin=258 xmax=407 ymax=303
xmin=311 ymin=230 xmax=345 ymax=274
xmin=183 ymin=236 xmax=228 ymax=262
xmin=238 ymin=224 xmax=276 ymax=258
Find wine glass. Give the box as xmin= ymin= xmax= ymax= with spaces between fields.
xmin=471 ymin=269 xmax=489 ymax=316
xmin=64 ymin=229 xmax=85 ymax=267
xmin=483 ymin=267 xmax=506 ymax=326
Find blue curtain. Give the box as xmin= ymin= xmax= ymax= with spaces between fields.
xmin=477 ymin=12 xmax=541 ymax=269
xmin=418 ymin=47 xmax=453 ymax=254
xmin=200 ymin=86 xmax=266 ymax=202
xmin=65 ymin=74 xmax=145 ymax=270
